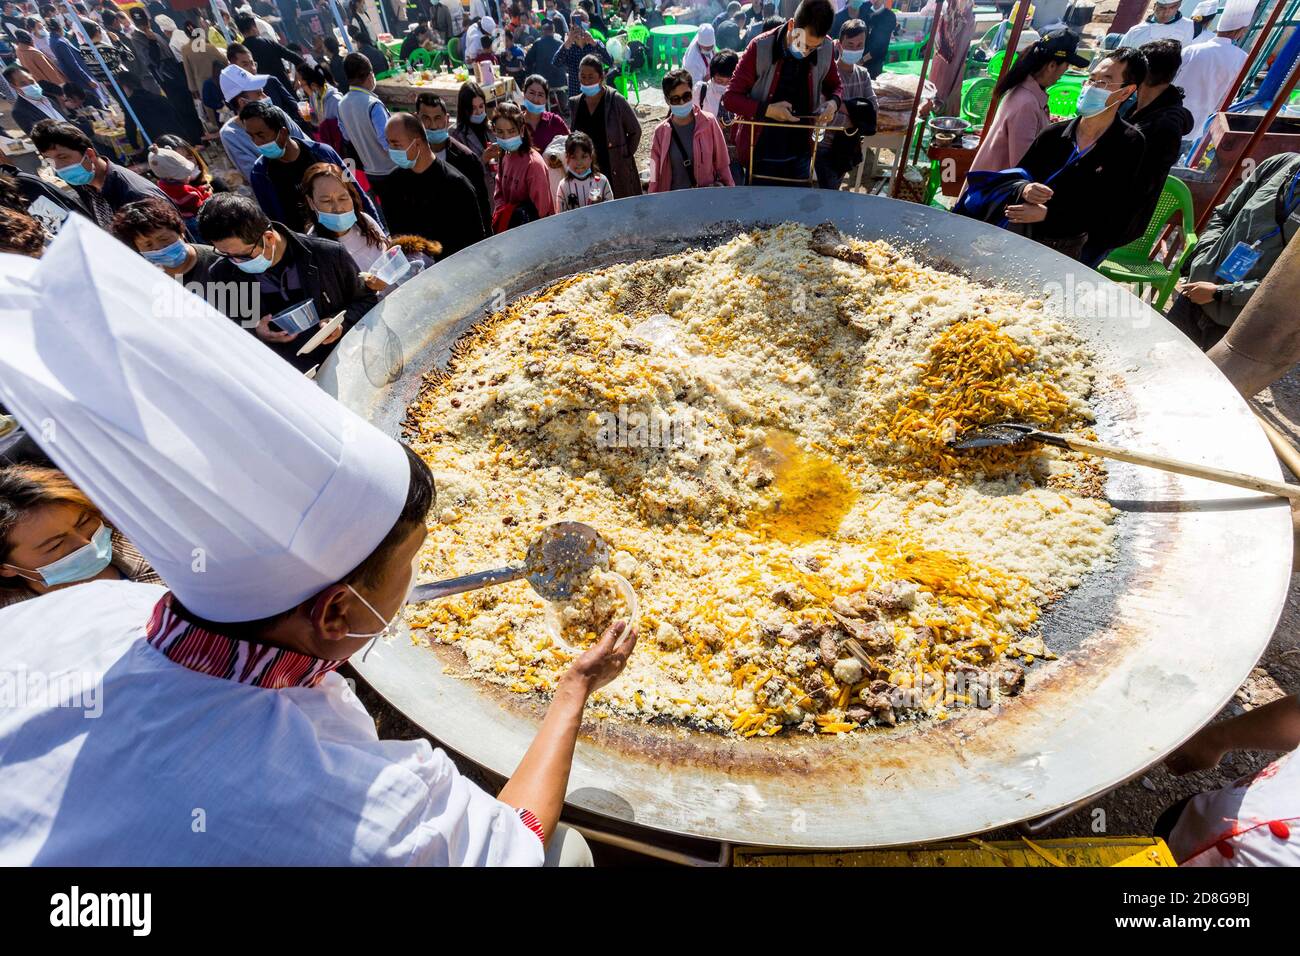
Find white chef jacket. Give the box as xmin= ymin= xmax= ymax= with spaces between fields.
xmin=1175 ymin=33 xmax=1248 ymax=139
xmin=0 ymin=581 xmax=546 ymax=866
xmin=1169 ymin=748 xmax=1300 ymax=867
xmin=1120 ymin=14 xmax=1196 ymax=50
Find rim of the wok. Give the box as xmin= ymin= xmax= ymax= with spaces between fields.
xmin=320 ymin=188 xmax=1291 ymax=849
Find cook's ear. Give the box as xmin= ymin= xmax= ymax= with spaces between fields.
xmin=311 ymin=583 xmax=355 ymax=641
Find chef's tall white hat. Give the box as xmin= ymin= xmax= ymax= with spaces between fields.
xmin=1218 ymin=0 xmax=1257 ymax=32
xmin=0 ymin=218 xmax=411 ymax=623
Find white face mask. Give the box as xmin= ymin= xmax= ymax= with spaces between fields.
xmin=346 ymin=557 xmax=419 ymax=658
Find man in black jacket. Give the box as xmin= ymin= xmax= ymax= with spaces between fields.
xmin=1006 ymin=48 xmax=1148 ymax=262
xmin=199 ymin=194 xmax=379 ymax=372
xmin=30 ymin=119 xmax=170 ymax=230
xmin=235 ymin=10 xmax=306 ymax=93
xmin=375 ymin=113 xmax=486 ymax=259
xmin=1084 ymin=37 xmax=1194 ymax=264
xmin=415 ymin=92 xmax=491 ymax=236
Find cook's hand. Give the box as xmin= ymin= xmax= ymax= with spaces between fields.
xmin=1177 ymin=280 xmax=1219 ymax=306
xmin=362 ymin=273 xmax=389 ymax=292
xmin=561 ymin=620 xmax=638 ymax=697
xmin=765 ymin=100 xmax=797 ymax=123
xmin=483 ymin=142 xmax=503 ymax=163
xmin=1165 ymin=725 xmax=1226 ymax=776
xmin=1022 ymin=182 xmax=1054 ymax=204
xmin=1005 ymin=202 xmax=1048 ymax=224
xmin=255 ymin=315 xmax=298 ymax=343
xmin=816 ymin=101 xmax=837 ymax=126
xmin=319 ymin=321 xmax=344 ymax=345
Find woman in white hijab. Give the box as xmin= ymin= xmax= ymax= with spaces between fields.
xmin=683 ymin=23 xmax=716 ymax=87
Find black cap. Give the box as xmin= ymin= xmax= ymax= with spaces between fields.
xmin=1038 ymin=29 xmax=1090 ymax=68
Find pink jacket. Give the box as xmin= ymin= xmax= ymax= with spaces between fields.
xmin=648 ymin=108 xmax=736 ymax=192
xmin=968 ymin=78 xmax=1051 ymax=175
xmin=493 ymin=147 xmax=556 ymax=218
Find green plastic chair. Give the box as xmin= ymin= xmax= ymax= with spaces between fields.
xmin=407 ymin=47 xmax=434 ymax=70
xmin=1098 ymin=177 xmax=1199 ymax=310
xmin=628 ymin=24 xmax=649 ymax=44
xmin=589 ymin=27 xmax=606 ymax=42
xmin=986 ymin=50 xmax=1017 ymax=77
xmin=1047 ymin=79 xmax=1081 ymax=118
xmin=961 ymin=76 xmax=995 ymax=125
xmin=447 ymin=35 xmax=463 ymax=66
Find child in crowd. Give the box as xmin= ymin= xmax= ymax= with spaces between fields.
xmin=554 ymin=131 xmax=612 ymax=212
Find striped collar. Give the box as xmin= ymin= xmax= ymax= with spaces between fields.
xmin=146 ymin=593 xmax=344 ymax=690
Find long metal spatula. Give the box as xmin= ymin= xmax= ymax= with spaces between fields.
xmin=950 ymin=423 xmax=1300 ymax=500
xmin=407 ymin=521 xmax=610 ymax=604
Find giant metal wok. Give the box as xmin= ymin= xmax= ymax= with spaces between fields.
xmin=319 ymin=188 xmax=1292 ymax=849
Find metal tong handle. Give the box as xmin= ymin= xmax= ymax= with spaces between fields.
xmin=1053 ymin=432 xmax=1300 ymax=501
xmin=408 ymin=565 xmax=526 ymax=603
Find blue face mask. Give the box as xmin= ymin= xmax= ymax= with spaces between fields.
xmin=522 ymin=97 xmax=546 ymax=113
xmin=55 ymin=157 xmax=94 ymax=186
xmin=470 ymin=111 xmax=487 ymax=124
xmin=566 ymin=162 xmax=593 ymax=178
xmin=232 ymin=237 xmax=273 ymax=274
xmin=840 ymin=48 xmax=863 ymax=65
xmin=670 ymin=102 xmax=693 ymax=117
xmin=142 ymin=238 xmax=189 ymax=268
xmin=257 ymin=136 xmax=286 ymax=159
xmin=316 ymin=208 xmax=357 ymax=232
xmin=21 ymin=83 xmax=44 ymax=99
xmin=495 ymin=134 xmax=523 ymax=152
xmin=580 ymin=82 xmax=602 ymax=96
xmin=1076 ymin=83 xmax=1116 ymax=118
xmin=5 ymin=522 xmax=114 ymax=587
xmin=388 ymin=143 xmax=418 ymax=168
xmin=425 ymin=127 xmax=450 ymax=145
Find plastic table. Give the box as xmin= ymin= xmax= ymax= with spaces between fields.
xmin=649 ymin=23 xmax=698 ymax=71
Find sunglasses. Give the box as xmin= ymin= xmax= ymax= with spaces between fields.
xmin=666 ymin=91 xmax=692 ymax=105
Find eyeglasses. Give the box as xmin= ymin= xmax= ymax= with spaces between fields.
xmin=218 ymin=238 xmax=265 ymax=263
xmin=666 ymin=91 xmax=692 ymax=105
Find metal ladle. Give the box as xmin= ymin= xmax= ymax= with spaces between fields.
xmin=407 ymin=521 xmax=611 ymax=604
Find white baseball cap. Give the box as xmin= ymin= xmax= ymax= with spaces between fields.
xmin=219 ymin=63 xmax=269 ymax=103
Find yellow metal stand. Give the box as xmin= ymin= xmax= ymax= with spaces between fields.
xmin=733 ymin=837 xmax=1177 ymax=867
xmin=723 ymin=116 xmax=854 ymax=187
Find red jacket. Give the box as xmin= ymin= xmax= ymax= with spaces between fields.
xmin=721 ymin=24 xmax=843 ymax=168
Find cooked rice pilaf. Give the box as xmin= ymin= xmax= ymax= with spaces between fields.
xmin=405 ymin=223 xmax=1117 ymax=737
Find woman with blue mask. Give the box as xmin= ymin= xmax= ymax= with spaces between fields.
xmin=568 ymin=53 xmax=643 ymax=198
xmin=452 ymin=80 xmax=497 ymax=198
xmin=302 ymin=162 xmax=390 ymax=281
xmin=519 ymin=74 xmax=570 ymax=153
xmin=0 ymin=465 xmax=160 ymax=611
xmin=111 ymin=197 xmax=221 ymax=290
xmin=486 ymin=101 xmax=557 ymax=231
xmin=648 ymin=68 xmax=735 ymax=193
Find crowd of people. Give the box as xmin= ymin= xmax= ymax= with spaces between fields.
xmin=0 ymin=0 xmax=1297 ymax=869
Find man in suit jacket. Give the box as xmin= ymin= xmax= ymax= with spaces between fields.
xmin=3 ymin=65 xmax=66 ymax=135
